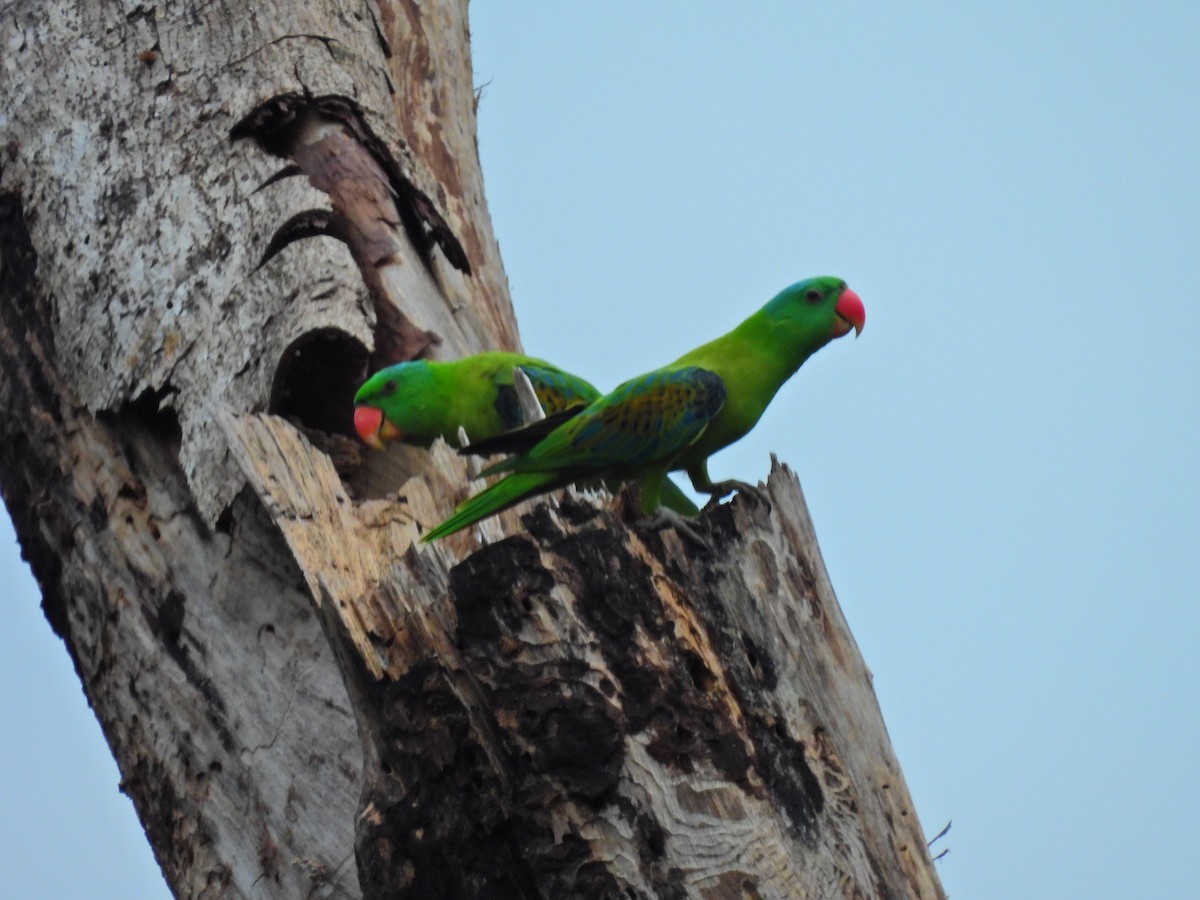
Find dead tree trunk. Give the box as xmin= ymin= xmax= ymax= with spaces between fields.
xmin=0 ymin=2 xmax=945 ymax=898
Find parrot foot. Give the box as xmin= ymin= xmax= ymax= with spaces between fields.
xmin=701 ymin=479 xmax=770 ymax=511
xmin=640 ymin=508 xmax=712 ymax=552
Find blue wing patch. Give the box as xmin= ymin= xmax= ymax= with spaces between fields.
xmin=489 ymin=366 xmax=725 ymax=475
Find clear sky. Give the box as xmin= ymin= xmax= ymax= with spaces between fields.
xmin=3 ymin=3 xmax=1198 ymax=897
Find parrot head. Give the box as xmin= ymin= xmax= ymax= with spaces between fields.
xmin=761 ymin=276 xmax=865 ymax=347
xmin=353 ymin=362 xmax=424 ymax=449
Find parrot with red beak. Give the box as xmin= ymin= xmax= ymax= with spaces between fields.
xmin=353 ymin=351 xmax=701 ymax=517
xmin=425 ymin=277 xmax=864 ymax=542
xmin=353 ymin=352 xmax=597 ymax=451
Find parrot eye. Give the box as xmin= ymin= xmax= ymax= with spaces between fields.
xmin=384 ymin=379 xmax=398 ymax=394
xmin=804 ymin=288 xmax=822 ymax=303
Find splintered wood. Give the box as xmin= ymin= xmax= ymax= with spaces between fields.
xmin=220 ymin=407 xmax=944 ymax=899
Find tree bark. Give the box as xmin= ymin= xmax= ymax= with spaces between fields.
xmin=0 ymin=2 xmax=945 ymax=898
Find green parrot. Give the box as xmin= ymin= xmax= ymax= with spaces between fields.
xmin=423 ymin=277 xmax=865 ymax=542
xmin=353 ymin=351 xmax=597 ymax=450
xmin=352 ymin=351 xmax=701 ymax=516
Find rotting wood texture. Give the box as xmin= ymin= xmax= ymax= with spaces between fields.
xmin=0 ymin=1 xmax=946 ymax=898
xmin=219 ymin=406 xmax=944 ymax=898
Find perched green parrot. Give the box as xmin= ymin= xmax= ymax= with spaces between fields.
xmin=423 ymin=277 xmax=865 ymax=542
xmin=352 ymin=351 xmax=701 ymax=516
xmin=353 ymin=351 xmax=597 ymax=450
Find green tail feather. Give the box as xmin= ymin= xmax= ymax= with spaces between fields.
xmin=422 ymin=471 xmax=560 ymax=542
xmin=660 ymin=478 xmax=699 ymax=516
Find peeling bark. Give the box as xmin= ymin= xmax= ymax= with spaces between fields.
xmin=0 ymin=2 xmax=944 ymax=898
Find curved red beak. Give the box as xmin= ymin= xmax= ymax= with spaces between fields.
xmin=354 ymin=406 xmax=387 ymax=449
xmin=834 ymin=287 xmax=865 ymax=338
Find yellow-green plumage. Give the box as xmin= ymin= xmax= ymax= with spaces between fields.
xmin=424 ymin=277 xmax=865 ymax=542
xmin=354 ymin=352 xmax=598 ymax=448
xmin=353 ymin=351 xmax=700 ymax=525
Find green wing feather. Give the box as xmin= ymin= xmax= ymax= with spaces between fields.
xmin=490 ymin=360 xmax=600 ymax=430
xmin=423 ymin=367 xmax=723 ymax=541
xmin=462 ymin=406 xmax=582 ymax=457
xmin=423 ymin=366 xmax=724 ymax=541
xmin=485 ymin=366 xmax=726 ymax=477
xmin=517 ymin=363 xmax=601 ymax=416
xmin=422 ymin=472 xmax=561 ymax=542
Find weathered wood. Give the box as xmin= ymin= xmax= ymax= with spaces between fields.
xmin=0 ymin=1 xmax=945 ymax=897
xmin=0 ymin=193 xmax=362 ymax=897
xmin=1 ymin=1 xmax=509 ymax=895
xmin=212 ymin=406 xmax=942 ymax=897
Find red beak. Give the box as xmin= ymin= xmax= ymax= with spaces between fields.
xmin=834 ymin=287 xmax=865 ymax=338
xmin=355 ymin=406 xmax=386 ymax=449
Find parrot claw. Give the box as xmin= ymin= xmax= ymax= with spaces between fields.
xmin=701 ymin=479 xmax=770 ymax=511
xmin=640 ymin=508 xmax=713 ymax=553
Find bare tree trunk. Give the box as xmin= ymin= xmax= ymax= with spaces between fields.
xmin=0 ymin=2 xmax=945 ymax=898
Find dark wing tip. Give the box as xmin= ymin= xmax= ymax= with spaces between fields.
xmin=458 ymin=406 xmax=584 ymax=458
